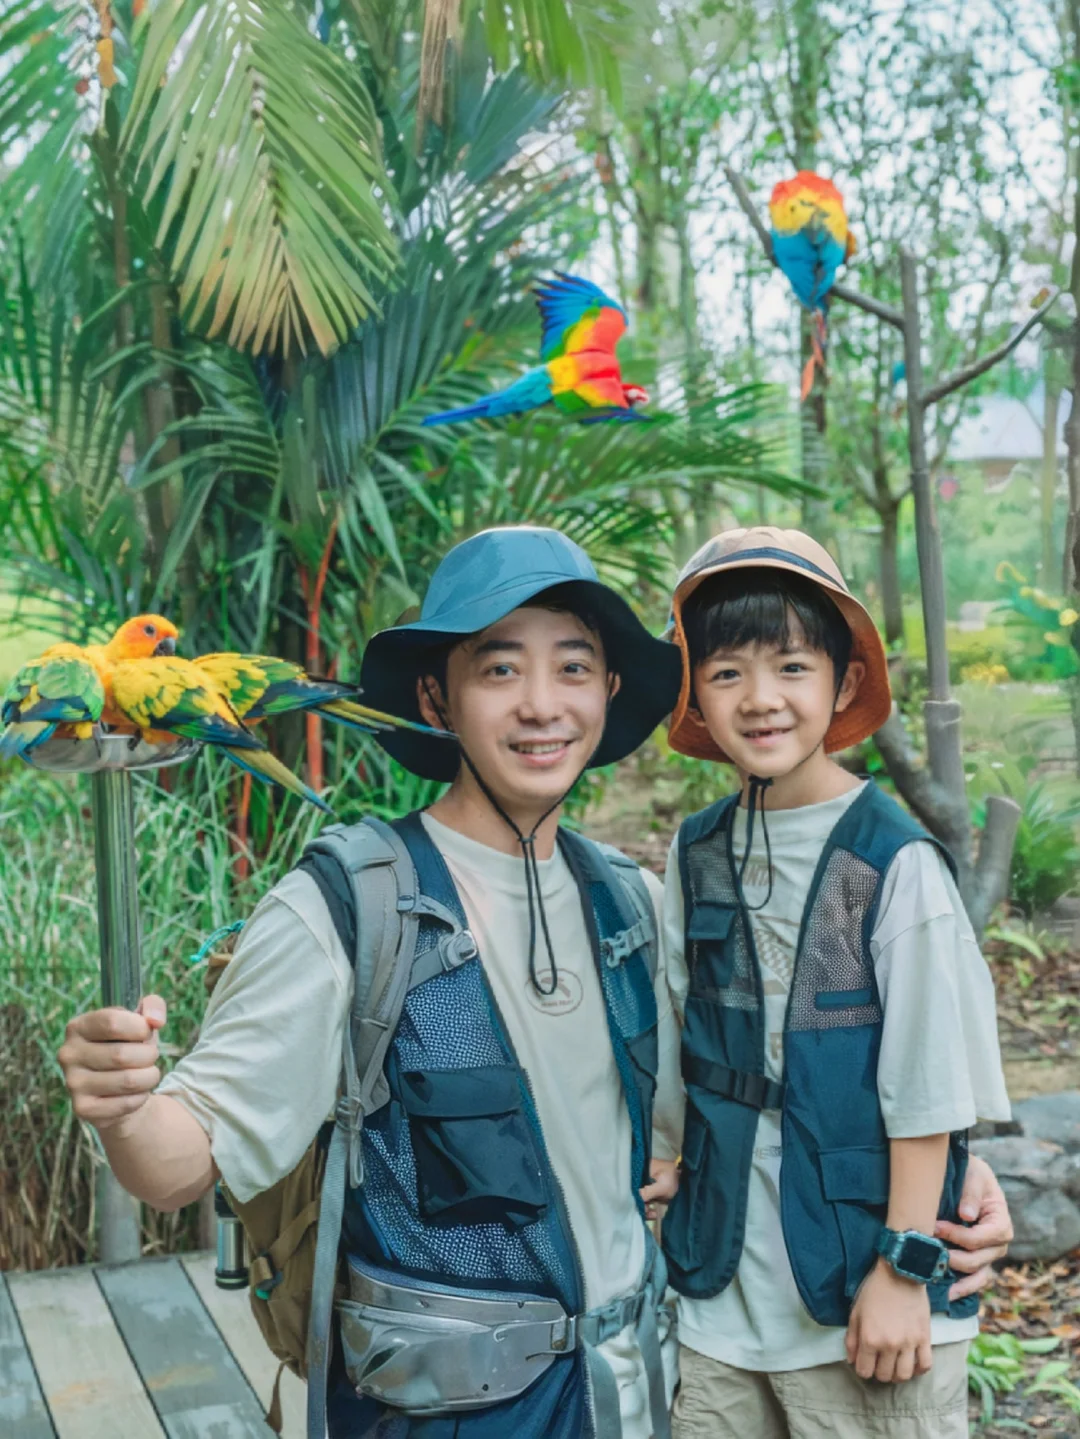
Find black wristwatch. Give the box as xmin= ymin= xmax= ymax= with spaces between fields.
xmin=874 ymin=1227 xmax=950 ymax=1284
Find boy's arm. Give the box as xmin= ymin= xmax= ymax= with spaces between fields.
xmin=845 ymin=1134 xmax=948 ymax=1382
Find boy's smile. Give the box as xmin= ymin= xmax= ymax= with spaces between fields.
xmin=692 ymin=615 xmax=864 ymax=801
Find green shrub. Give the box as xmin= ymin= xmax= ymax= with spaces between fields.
xmin=969 ymin=757 xmax=1080 ymax=916
xmin=967 ymin=1332 xmax=1069 ymax=1425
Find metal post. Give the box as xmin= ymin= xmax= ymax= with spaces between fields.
xmin=89 ymin=768 xmax=143 ymax=1262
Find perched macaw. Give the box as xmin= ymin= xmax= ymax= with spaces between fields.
xmin=768 ymin=172 xmax=857 ymax=398
xmin=193 ymin=653 xmax=446 ymax=737
xmin=422 ymin=273 xmax=648 ymax=426
xmin=110 ymin=655 xmax=331 ymax=812
xmin=0 ymin=650 xmax=105 ymax=758
xmin=0 ymin=615 xmax=179 ymax=758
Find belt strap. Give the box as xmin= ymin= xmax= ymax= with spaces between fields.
xmin=579 ymin=1238 xmax=671 ymax=1439
xmin=682 ymin=1053 xmax=785 ymax=1111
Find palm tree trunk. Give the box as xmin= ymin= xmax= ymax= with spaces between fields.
xmin=1042 ymin=382 xmax=1061 ymax=585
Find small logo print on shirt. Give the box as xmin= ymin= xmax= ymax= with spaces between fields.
xmin=525 ymin=970 xmax=584 ymax=1016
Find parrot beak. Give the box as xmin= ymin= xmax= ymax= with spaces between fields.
xmin=154 ymin=636 xmax=177 ymax=657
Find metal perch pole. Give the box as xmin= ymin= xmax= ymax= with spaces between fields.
xmin=29 ymin=732 xmax=195 ymax=1262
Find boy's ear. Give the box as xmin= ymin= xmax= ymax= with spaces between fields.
xmin=834 ymin=660 xmax=866 ymax=715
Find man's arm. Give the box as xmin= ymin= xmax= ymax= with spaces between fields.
xmin=59 ymin=996 xmax=217 ymax=1211
xmin=939 ymin=1153 xmax=1013 ymax=1298
xmin=845 ymin=1134 xmax=948 ymax=1384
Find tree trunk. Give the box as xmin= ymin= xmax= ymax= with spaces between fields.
xmin=878 ymin=496 xmax=904 ymax=649
xmin=1042 ymin=382 xmax=1062 ymax=585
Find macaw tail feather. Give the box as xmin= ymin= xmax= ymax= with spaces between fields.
xmin=422 ymin=401 xmax=493 ymax=426
xmin=0 ymin=720 xmax=55 ymax=758
xmin=222 ymin=746 xmax=333 ymax=814
xmin=319 ymin=699 xmax=451 ymax=737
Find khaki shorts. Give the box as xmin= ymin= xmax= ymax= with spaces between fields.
xmin=672 ymin=1340 xmax=970 ymax=1439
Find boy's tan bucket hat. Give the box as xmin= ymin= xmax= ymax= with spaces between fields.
xmin=667 ymin=526 xmax=892 ymax=763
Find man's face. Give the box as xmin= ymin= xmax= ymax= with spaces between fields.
xmin=692 ymin=613 xmax=861 ymax=780
xmin=421 ymin=605 xmax=616 ymax=813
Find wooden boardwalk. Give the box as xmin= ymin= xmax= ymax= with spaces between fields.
xmin=0 ymin=1253 xmax=306 ymax=1438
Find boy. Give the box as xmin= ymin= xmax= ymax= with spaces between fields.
xmin=658 ymin=527 xmax=1011 ymax=1439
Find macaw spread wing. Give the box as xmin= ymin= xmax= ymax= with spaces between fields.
xmin=112 ymin=658 xmax=258 ymax=747
xmin=2 ymin=654 xmax=104 ymax=725
xmin=536 ymin=274 xmax=628 ymax=362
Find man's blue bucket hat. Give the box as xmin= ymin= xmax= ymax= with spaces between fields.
xmin=361 ymin=526 xmax=682 ymax=781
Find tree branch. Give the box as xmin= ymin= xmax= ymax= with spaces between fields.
xmin=968 ymin=795 xmax=1023 ymax=938
xmin=922 ymin=288 xmax=1062 ymax=409
xmin=724 ymin=167 xmax=905 ymax=329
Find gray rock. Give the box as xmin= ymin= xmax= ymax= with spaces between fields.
xmin=972 ymin=1135 xmax=1080 ymax=1260
xmin=1013 ymin=1092 xmax=1080 ymax=1152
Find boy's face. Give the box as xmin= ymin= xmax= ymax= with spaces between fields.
xmin=419 ymin=605 xmax=617 ymax=813
xmin=692 ymin=612 xmax=863 ymax=780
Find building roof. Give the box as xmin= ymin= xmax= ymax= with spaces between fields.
xmin=947 ymin=390 xmax=1070 ymax=464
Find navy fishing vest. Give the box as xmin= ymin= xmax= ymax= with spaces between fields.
xmin=661 ymin=783 xmax=979 ymax=1328
xmin=331 ymin=813 xmax=660 ymax=1439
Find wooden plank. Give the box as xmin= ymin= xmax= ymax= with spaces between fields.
xmin=181 ymin=1253 xmax=306 ymax=1439
xmin=7 ymin=1267 xmax=165 ymax=1439
xmin=96 ymin=1258 xmax=273 ymax=1438
xmin=0 ymin=1274 xmax=55 ymax=1438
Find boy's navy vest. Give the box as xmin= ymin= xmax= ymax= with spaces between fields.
xmin=333 ymin=813 xmax=661 ymax=1439
xmin=661 ymin=782 xmax=979 ymax=1328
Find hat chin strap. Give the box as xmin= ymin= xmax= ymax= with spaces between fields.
xmin=421 ymin=678 xmax=615 ymax=997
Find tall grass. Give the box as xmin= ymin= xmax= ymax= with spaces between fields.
xmin=0 ymin=739 xmax=443 ymax=1269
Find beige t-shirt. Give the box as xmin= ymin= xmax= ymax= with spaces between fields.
xmin=160 ymin=814 xmax=681 ymax=1437
xmin=662 ymin=783 xmax=1011 ymax=1373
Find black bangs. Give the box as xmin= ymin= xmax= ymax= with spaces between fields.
xmin=682 ymin=569 xmax=853 ymax=678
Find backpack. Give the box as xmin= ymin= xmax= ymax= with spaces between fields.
xmin=200 ymin=815 xmax=660 ymax=1437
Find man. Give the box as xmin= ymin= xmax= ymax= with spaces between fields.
xmin=59 ymin=527 xmax=1011 ymax=1438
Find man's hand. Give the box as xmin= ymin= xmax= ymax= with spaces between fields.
xmin=58 ymin=996 xmax=167 ymax=1132
xmin=936 ymin=1154 xmax=1013 ymax=1301
xmin=846 ymin=1258 xmax=932 ymax=1382
xmin=641 ymin=1158 xmax=680 ymax=1223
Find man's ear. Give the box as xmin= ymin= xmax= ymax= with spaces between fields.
xmin=834 ymin=660 xmax=866 ymax=715
xmin=417 ymin=675 xmax=450 ymax=731
xmin=607 ymin=672 xmax=622 ymax=701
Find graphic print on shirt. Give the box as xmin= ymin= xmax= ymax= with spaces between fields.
xmin=525 ymin=968 xmax=585 ymax=1017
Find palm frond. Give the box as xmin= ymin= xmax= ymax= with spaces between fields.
xmin=123 ymin=0 xmax=399 ymax=357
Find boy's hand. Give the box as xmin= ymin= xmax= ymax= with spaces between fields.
xmin=846 ymin=1257 xmax=932 ymax=1383
xmin=640 ymin=1158 xmax=680 ymax=1222
xmin=58 ymin=996 xmax=166 ymax=1132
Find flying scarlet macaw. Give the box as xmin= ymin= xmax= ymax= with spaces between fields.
xmin=422 ymin=274 xmax=648 ymax=426
xmin=768 ymin=172 xmax=857 ymax=399
xmin=193 ymin=653 xmax=446 ymax=737
xmin=0 ymin=615 xmax=179 ymax=758
xmin=110 ymin=655 xmax=332 ymax=812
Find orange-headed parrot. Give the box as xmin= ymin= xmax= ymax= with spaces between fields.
xmin=0 ymin=615 xmax=179 ymax=758
xmin=110 ymin=655 xmax=332 ymax=812
xmin=422 ymin=274 xmax=648 ymax=425
xmin=193 ymin=653 xmax=448 ymax=737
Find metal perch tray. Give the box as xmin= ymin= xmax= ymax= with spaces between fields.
xmin=24 ymin=729 xmax=196 ymax=774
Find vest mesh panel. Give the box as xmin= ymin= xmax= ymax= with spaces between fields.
xmin=788 ymin=849 xmax=882 ymax=1032
xmin=357 ymin=915 xmax=576 ymax=1296
xmin=686 ymin=830 xmax=758 ymax=1012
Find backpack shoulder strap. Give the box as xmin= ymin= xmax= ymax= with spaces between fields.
xmin=301 ymin=816 xmax=420 ymax=1439
xmin=559 ymin=831 xmax=659 ymax=983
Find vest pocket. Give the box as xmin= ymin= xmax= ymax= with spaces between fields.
xmin=398 ymin=1065 xmax=548 ymax=1228
xmin=818 ymin=1144 xmax=889 ymax=1298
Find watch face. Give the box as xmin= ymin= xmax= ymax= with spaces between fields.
xmin=898 ymin=1234 xmax=944 ymax=1280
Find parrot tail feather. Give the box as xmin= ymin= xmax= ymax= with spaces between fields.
xmin=320 ymin=699 xmax=453 ymax=736
xmin=422 ymin=401 xmax=491 ymax=427
xmin=222 ymin=746 xmax=334 ymax=814
xmin=0 ymin=720 xmax=55 ymax=758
